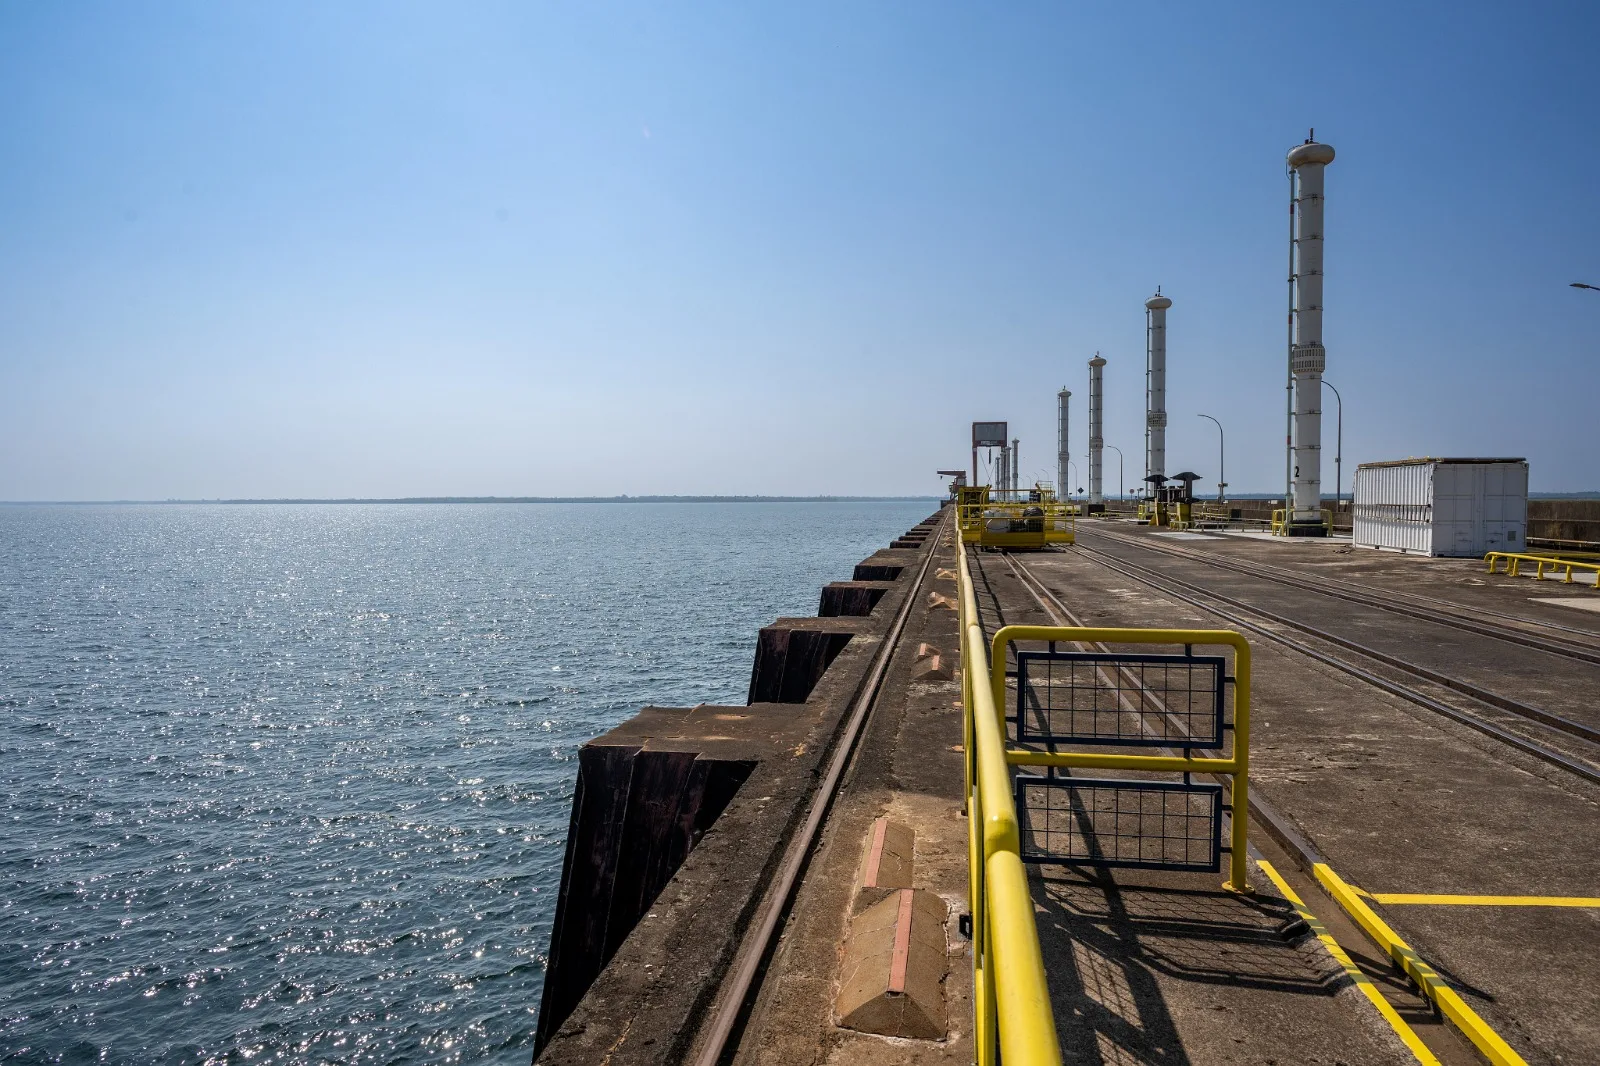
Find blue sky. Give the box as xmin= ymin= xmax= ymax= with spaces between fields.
xmin=1 ymin=1 xmax=1595 ymax=499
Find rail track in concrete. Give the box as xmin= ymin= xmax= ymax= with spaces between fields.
xmin=1078 ymin=524 xmax=1600 ymax=665
xmin=1010 ymin=538 xmax=1600 ymax=788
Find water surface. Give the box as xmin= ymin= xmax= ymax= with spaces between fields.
xmin=0 ymin=501 xmax=931 ymax=1064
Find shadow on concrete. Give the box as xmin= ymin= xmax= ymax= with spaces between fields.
xmin=1033 ymin=865 xmax=1343 ymax=1065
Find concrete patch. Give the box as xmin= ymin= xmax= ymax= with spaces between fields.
xmin=1529 ymin=596 xmax=1600 ymax=613
xmin=835 ymin=888 xmax=947 ymax=1040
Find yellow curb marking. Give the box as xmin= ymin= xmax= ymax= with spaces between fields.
xmin=1257 ymin=861 xmax=1439 ymax=1065
xmin=1316 ymin=864 xmax=1529 ymax=1066
xmin=1367 ymin=893 xmax=1600 ymax=908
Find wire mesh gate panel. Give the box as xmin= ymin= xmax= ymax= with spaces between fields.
xmin=1012 ymin=648 xmax=1232 ymax=872
xmin=1016 ymin=777 xmax=1223 ymax=872
xmin=1014 ymin=649 xmax=1226 ymax=748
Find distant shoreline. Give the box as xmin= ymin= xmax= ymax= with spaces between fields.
xmin=0 ymin=495 xmax=945 ymax=506
xmin=4 ymin=492 xmax=1596 ymax=505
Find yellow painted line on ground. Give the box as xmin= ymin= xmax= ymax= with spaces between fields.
xmin=1314 ymin=864 xmax=1529 ymax=1066
xmin=1257 ymin=860 xmax=1440 ymax=1065
xmin=1369 ymin=893 xmax=1600 ymax=908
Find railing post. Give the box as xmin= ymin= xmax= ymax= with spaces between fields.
xmin=1226 ymin=638 xmax=1252 ymax=893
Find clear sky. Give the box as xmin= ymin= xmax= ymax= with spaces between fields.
xmin=2 ymin=1 xmax=1595 ymax=500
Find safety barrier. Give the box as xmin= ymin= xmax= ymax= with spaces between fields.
xmin=991 ymin=625 xmax=1251 ymax=892
xmin=1486 ymin=551 xmax=1600 ymax=588
xmin=955 ymin=491 xmax=1076 ymax=549
xmin=957 ymin=536 xmax=1062 ymax=1065
xmin=958 ymin=536 xmax=1252 ymax=1064
xmin=1271 ymin=508 xmax=1332 ymax=536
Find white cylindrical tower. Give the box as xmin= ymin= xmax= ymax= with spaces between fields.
xmin=995 ymin=446 xmax=1007 ymax=496
xmin=1288 ymin=137 xmax=1335 ymax=532
xmin=1145 ymin=292 xmax=1171 ymax=493
xmin=1088 ymin=354 xmax=1107 ymax=507
xmin=1056 ymin=389 xmax=1070 ymax=500
xmin=1011 ymin=439 xmax=1021 ymax=494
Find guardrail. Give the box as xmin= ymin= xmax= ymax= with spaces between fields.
xmin=1271 ymin=508 xmax=1333 ymax=536
xmin=958 ymin=537 xmax=1253 ymax=1064
xmin=1486 ymin=551 xmax=1600 ymax=588
xmin=990 ymin=624 xmax=1252 ymax=893
xmin=958 ymin=537 xmax=1062 ymax=1066
xmin=955 ymin=500 xmax=1076 ymax=548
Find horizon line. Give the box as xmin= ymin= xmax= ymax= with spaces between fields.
xmin=0 ymin=494 xmax=947 ymax=506
xmin=4 ymin=491 xmax=1598 ymax=506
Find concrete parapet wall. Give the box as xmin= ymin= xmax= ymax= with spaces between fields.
xmin=531 ymin=514 xmax=944 ymax=1064
xmin=1528 ymin=498 xmax=1600 ymax=546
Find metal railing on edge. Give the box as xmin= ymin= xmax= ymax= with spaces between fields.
xmin=957 ymin=536 xmax=1062 ymax=1066
xmin=958 ymin=539 xmax=1253 ymax=1062
xmin=1486 ymin=551 xmax=1600 ymax=588
xmin=989 ymin=624 xmax=1252 ymax=895
xmin=956 ymin=500 xmax=1077 ymax=548
xmin=960 ymin=535 xmax=1255 ymax=1063
xmin=1271 ymin=508 xmax=1333 ymax=536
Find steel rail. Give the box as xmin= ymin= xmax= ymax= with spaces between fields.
xmin=1076 ymin=540 xmax=1600 ymax=746
xmin=691 ymin=511 xmax=949 ymax=1066
xmin=1078 ymin=525 xmax=1600 ymax=663
xmin=1064 ymin=543 xmax=1600 ymax=787
xmin=1086 ymin=523 xmax=1600 ymax=652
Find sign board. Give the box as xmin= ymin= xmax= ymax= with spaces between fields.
xmin=972 ymin=421 xmax=1008 ymax=448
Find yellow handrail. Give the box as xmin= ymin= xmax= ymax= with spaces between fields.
xmin=1272 ymin=508 xmax=1333 ymax=536
xmin=957 ymin=536 xmax=1061 ymax=1066
xmin=1486 ymin=551 xmax=1600 ymax=588
xmin=955 ymin=497 xmax=1077 ymax=548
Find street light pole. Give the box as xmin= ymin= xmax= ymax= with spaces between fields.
xmin=1322 ymin=379 xmax=1343 ymax=507
xmin=1106 ymin=445 xmax=1124 ymax=501
xmin=1197 ymin=414 xmax=1225 ymax=502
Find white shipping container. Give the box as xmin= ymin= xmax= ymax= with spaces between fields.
xmin=1352 ymin=458 xmax=1527 ymax=557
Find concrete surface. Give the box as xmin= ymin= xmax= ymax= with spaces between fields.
xmin=986 ymin=526 xmax=1600 ymax=1065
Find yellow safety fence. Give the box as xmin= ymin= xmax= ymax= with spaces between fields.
xmin=1271 ymin=508 xmax=1333 ymax=536
xmin=958 ymin=535 xmax=1061 ymax=1066
xmin=957 ymin=536 xmax=1252 ymax=1065
xmin=987 ymin=624 xmax=1252 ymax=895
xmin=955 ymin=491 xmax=1076 ymax=549
xmin=1486 ymin=551 xmax=1600 ymax=588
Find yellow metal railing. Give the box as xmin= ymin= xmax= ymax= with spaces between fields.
xmin=1486 ymin=551 xmax=1600 ymax=588
xmin=958 ymin=539 xmax=1253 ymax=1063
xmin=958 ymin=536 xmax=1062 ymax=1066
xmin=1271 ymin=508 xmax=1332 ymax=536
xmin=989 ymin=625 xmax=1252 ymax=895
xmin=955 ymin=497 xmax=1077 ymax=548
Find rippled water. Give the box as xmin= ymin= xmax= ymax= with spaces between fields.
xmin=0 ymin=501 xmax=931 ymax=1065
